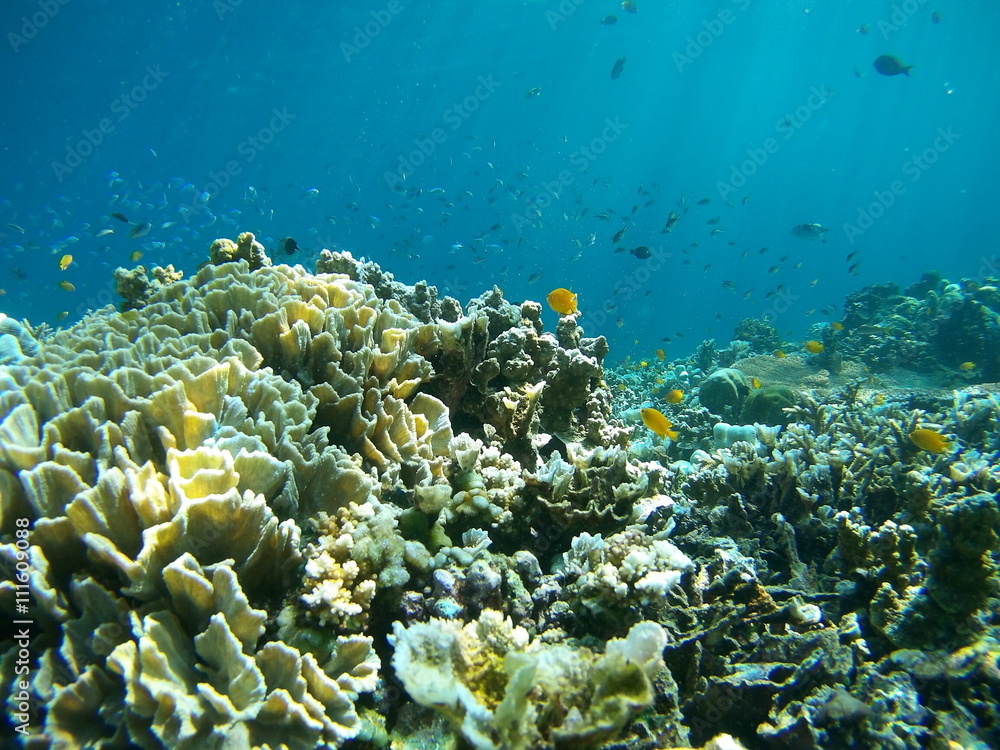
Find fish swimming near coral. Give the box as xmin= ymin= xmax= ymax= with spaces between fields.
xmin=791 ymin=223 xmax=829 ymax=242
xmin=909 ymin=428 xmax=951 ymax=453
xmin=664 ymin=389 xmax=683 ymax=404
xmin=546 ymin=288 xmax=578 ymax=315
xmin=804 ymin=340 xmax=825 ymax=354
xmin=641 ymin=408 xmax=678 ymax=440
xmin=874 ymin=54 xmax=913 ymax=77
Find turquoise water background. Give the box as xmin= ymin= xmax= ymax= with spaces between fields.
xmin=1 ymin=0 xmax=997 ymax=360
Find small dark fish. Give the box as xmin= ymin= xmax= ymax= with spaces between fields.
xmin=7 ymin=223 xmax=24 ymax=233
xmin=612 ymin=226 xmax=628 ymax=243
xmin=631 ymin=246 xmax=651 ymax=259
xmin=129 ymin=222 xmax=151 ymax=239
xmin=280 ymin=237 xmax=299 ymax=255
xmin=527 ymin=272 xmax=543 ymax=284
xmin=696 ymin=198 xmax=711 ymax=205
xmin=110 ymin=212 xmax=129 ymax=223
xmin=524 ymin=87 xmax=542 ymax=98
xmin=931 ymin=11 xmax=941 ymax=23
xmin=600 ymin=14 xmax=617 ymax=25
xmin=614 ymin=246 xmax=627 ymax=254
xmin=857 ymin=24 xmax=869 ymax=35
xmin=611 ymin=56 xmax=626 ymax=80
xmin=874 ymin=55 xmax=913 ymax=77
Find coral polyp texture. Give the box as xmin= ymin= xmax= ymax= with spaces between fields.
xmin=2 ymin=242 xmax=999 ymax=750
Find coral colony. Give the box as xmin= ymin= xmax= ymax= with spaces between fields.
xmin=1 ymin=236 xmax=999 ymax=748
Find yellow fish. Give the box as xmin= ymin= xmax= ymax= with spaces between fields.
xmin=130 ymin=250 xmax=144 ymax=262
xmin=655 ymin=348 xmax=666 ymax=361
xmin=959 ymin=361 xmax=975 ymax=371
xmin=774 ymin=349 xmax=786 ymax=359
xmin=546 ymin=287 xmax=577 ymax=315
xmin=831 ymin=321 xmax=844 ymax=331
xmin=664 ymin=389 xmax=684 ymax=404
xmin=58 ymin=280 xmax=75 ymax=291
xmin=751 ymin=377 xmax=762 ymax=389
xmin=56 ymin=311 xmax=69 ymax=322
xmin=641 ymin=408 xmax=678 ymax=440
xmin=909 ymin=428 xmax=951 ymax=454
xmin=804 ymin=340 xmax=824 ymax=354
xmin=59 ymin=254 xmax=73 ymax=270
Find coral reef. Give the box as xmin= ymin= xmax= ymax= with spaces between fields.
xmin=839 ymin=272 xmax=1000 ymax=383
xmin=2 ymin=247 xmax=999 ymax=750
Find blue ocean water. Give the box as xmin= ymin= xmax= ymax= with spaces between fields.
xmin=1 ymin=0 xmax=997 ymax=362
